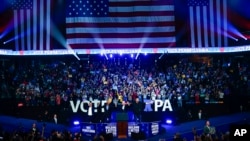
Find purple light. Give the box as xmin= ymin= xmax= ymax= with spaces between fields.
xmin=73 ymin=121 xmax=80 ymax=125
xmin=166 ymin=119 xmax=172 ymax=124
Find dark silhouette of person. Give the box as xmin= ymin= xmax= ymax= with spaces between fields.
xmin=131 ymin=98 xmax=144 ymax=122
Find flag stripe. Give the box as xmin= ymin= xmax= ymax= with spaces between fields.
xmin=109 ymin=0 xmax=174 ymax=6
xmin=66 ymin=21 xmax=175 ymax=28
xmin=216 ymin=0 xmax=221 ymax=47
xmin=27 ymin=9 xmax=31 ymax=50
xmin=66 ymin=32 xmax=176 ymax=38
xmin=14 ymin=10 xmax=19 ymax=51
xmin=109 ymin=11 xmax=174 ymax=17
xmin=67 ymin=26 xmax=175 ymax=34
xmin=196 ymin=6 xmax=202 ymax=47
xmin=202 ymin=6 xmax=208 ymax=47
xmin=109 ymin=6 xmax=174 ymax=12
xmin=39 ymin=0 xmax=44 ymax=50
xmin=67 ymin=37 xmax=175 ymax=44
xmin=20 ymin=9 xmax=25 ymax=50
xmin=66 ymin=0 xmax=176 ymax=49
xmin=209 ymin=0 xmax=215 ymax=47
xmin=12 ymin=0 xmax=51 ymax=51
xmin=188 ymin=0 xmax=227 ymax=47
xmin=66 ymin=16 xmax=174 ymax=23
xmin=69 ymin=43 xmax=176 ymax=49
xmin=189 ymin=7 xmax=195 ymax=48
xmin=46 ymin=0 xmax=51 ymax=50
xmin=223 ymin=0 xmax=227 ymax=47
xmin=33 ymin=0 xmax=37 ymax=50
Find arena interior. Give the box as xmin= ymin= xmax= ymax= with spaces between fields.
xmin=0 ymin=0 xmax=250 ymax=141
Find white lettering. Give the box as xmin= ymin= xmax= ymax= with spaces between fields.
xmin=70 ymin=100 xmax=81 ymax=113
xmin=162 ymin=99 xmax=173 ymax=112
xmin=154 ymin=100 xmax=163 ymax=112
xmin=234 ymin=129 xmax=247 ymax=136
xmin=70 ymin=100 xmax=173 ymax=113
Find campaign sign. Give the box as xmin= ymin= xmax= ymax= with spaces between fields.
xmin=128 ymin=123 xmax=140 ymax=137
xmin=81 ymin=123 xmax=96 ymax=137
xmin=150 ymin=122 xmax=160 ymax=136
xmin=105 ymin=123 xmax=117 ymax=137
xmin=230 ymin=124 xmax=250 ymax=141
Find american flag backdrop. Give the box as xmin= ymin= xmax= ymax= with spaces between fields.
xmin=66 ymin=0 xmax=176 ymax=49
xmin=188 ymin=0 xmax=228 ymax=48
xmin=12 ymin=0 xmax=51 ymax=51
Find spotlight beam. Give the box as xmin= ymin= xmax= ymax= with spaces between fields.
xmin=51 ymin=22 xmax=80 ymax=60
xmin=158 ymin=53 xmax=164 ymax=59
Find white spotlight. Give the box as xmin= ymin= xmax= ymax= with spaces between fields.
xmin=131 ymin=54 xmax=134 ymax=58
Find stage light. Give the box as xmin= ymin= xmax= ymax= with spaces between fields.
xmin=109 ymin=54 xmax=113 ymax=58
xmin=166 ymin=119 xmax=172 ymax=124
xmin=3 ymin=42 xmax=6 ymax=44
xmin=73 ymin=121 xmax=80 ymax=126
xmin=144 ymin=52 xmax=147 ymax=56
xmin=131 ymin=54 xmax=134 ymax=58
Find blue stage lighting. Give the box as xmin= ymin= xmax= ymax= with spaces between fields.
xmin=131 ymin=54 xmax=134 ymax=58
xmin=166 ymin=119 xmax=172 ymax=124
xmin=73 ymin=121 xmax=80 ymax=125
xmin=109 ymin=54 xmax=113 ymax=58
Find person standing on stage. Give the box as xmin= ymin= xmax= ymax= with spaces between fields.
xmin=203 ymin=120 xmax=215 ymax=137
xmin=203 ymin=120 xmax=211 ymax=135
xmin=103 ymin=98 xmax=113 ymax=122
xmin=87 ymin=101 xmax=94 ymax=123
xmin=132 ymin=98 xmax=143 ymax=122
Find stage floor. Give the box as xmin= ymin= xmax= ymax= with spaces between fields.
xmin=0 ymin=112 xmax=250 ymax=140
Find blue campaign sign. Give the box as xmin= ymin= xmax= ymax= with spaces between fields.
xmin=150 ymin=122 xmax=160 ymax=136
xmin=81 ymin=123 xmax=96 ymax=136
xmin=104 ymin=123 xmax=117 ymax=137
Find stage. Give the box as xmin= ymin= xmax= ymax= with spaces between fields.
xmin=1 ymin=112 xmax=250 ymax=140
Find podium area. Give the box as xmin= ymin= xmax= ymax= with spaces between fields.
xmin=77 ymin=111 xmax=162 ymax=139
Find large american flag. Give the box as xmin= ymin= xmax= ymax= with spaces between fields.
xmin=188 ymin=0 xmax=228 ymax=48
xmin=66 ymin=0 xmax=176 ymax=49
xmin=12 ymin=0 xmax=51 ymax=51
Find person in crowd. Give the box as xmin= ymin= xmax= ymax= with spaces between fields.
xmin=198 ymin=109 xmax=203 ymax=120
xmin=187 ymin=109 xmax=193 ymax=121
xmin=119 ymin=100 xmax=130 ymax=112
xmin=42 ymin=110 xmax=50 ymax=122
xmin=53 ymin=114 xmax=58 ymax=124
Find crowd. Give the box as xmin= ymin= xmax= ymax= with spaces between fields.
xmin=0 ymin=55 xmax=249 ymax=112
xmin=0 ymin=54 xmax=249 ymax=141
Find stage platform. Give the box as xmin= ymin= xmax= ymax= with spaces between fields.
xmin=0 ymin=112 xmax=250 ymax=140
